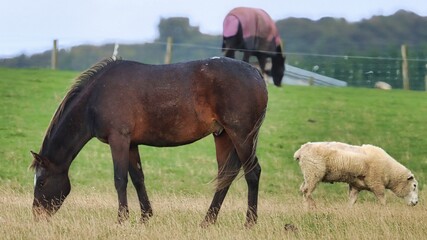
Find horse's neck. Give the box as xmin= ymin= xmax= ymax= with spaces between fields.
xmin=41 ymin=105 xmax=92 ymax=167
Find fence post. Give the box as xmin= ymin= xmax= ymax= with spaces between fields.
xmin=425 ymin=64 xmax=427 ymax=91
xmin=164 ymin=37 xmax=173 ymax=64
xmin=51 ymin=39 xmax=58 ymax=70
xmin=112 ymin=43 xmax=119 ymax=60
xmin=401 ymin=44 xmax=409 ymax=90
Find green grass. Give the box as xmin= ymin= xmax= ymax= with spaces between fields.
xmin=1 ymin=67 xmax=427 ymax=239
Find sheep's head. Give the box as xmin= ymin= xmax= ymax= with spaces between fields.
xmin=401 ymin=174 xmax=418 ymax=206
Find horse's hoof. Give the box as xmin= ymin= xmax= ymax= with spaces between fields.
xmin=284 ymin=223 xmax=298 ymax=232
xmin=200 ymin=220 xmax=214 ymax=228
xmin=140 ymin=217 xmax=150 ymax=225
xmin=244 ymin=221 xmax=256 ymax=229
xmin=200 ymin=221 xmax=210 ymax=228
xmin=117 ymin=215 xmax=129 ymax=224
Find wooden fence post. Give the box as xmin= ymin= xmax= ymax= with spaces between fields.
xmin=112 ymin=43 xmax=119 ymax=60
xmin=425 ymin=64 xmax=427 ymax=91
xmin=164 ymin=37 xmax=173 ymax=64
xmin=51 ymin=39 xmax=58 ymax=70
xmin=401 ymin=44 xmax=409 ymax=90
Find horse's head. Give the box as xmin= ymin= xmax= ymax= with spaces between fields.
xmin=30 ymin=151 xmax=71 ymax=220
xmin=271 ymin=48 xmax=286 ymax=87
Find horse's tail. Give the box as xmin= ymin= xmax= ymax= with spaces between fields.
xmin=215 ymin=108 xmax=267 ymax=190
xmin=215 ymin=148 xmax=242 ymax=191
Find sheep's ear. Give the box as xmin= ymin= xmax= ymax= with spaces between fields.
xmin=407 ymin=175 xmax=414 ymax=181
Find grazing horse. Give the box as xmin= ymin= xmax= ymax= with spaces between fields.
xmin=30 ymin=57 xmax=268 ymax=227
xmin=222 ymin=7 xmax=286 ymax=87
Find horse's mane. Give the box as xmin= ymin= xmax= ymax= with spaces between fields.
xmin=30 ymin=57 xmax=119 ymax=170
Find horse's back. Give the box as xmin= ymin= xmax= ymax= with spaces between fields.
xmin=102 ymin=57 xmax=266 ymax=100
xmin=88 ymin=57 xmax=267 ymax=146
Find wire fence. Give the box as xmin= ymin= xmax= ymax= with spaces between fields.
xmin=2 ymin=40 xmax=427 ymax=90
xmin=123 ymin=41 xmax=427 ymax=90
xmin=285 ymin=52 xmax=427 ymax=90
xmin=153 ymin=41 xmax=427 ymax=90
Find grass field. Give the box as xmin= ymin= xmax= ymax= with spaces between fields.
xmin=1 ymin=67 xmax=427 ymax=239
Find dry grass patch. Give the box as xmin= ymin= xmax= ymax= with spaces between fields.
xmin=1 ymin=188 xmax=426 ymax=239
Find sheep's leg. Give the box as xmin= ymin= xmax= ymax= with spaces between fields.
xmin=299 ymin=181 xmax=309 ymax=206
xmin=348 ymin=185 xmax=360 ymax=206
xmin=300 ymin=178 xmax=318 ymax=209
xmin=299 ymin=181 xmax=305 ymax=192
xmin=371 ymin=186 xmax=386 ymax=205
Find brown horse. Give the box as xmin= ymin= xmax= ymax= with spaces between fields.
xmin=222 ymin=7 xmax=286 ymax=87
xmin=30 ymin=57 xmax=268 ymax=227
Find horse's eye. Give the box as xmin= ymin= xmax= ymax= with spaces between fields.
xmin=38 ymin=180 xmax=45 ymax=188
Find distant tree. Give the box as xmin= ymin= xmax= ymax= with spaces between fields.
xmin=157 ymin=17 xmax=201 ymax=43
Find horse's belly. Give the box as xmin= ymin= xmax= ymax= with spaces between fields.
xmin=132 ymin=119 xmax=222 ymax=147
xmin=138 ymin=135 xmax=206 ymax=147
xmin=138 ymin=129 xmax=203 ymax=147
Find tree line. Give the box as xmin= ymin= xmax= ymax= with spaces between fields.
xmin=1 ymin=10 xmax=426 ymax=89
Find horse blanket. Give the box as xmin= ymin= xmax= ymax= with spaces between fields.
xmin=223 ymin=7 xmax=282 ymax=52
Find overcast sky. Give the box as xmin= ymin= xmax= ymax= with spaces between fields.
xmin=1 ymin=0 xmax=426 ymax=58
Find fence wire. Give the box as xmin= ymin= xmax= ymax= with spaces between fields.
xmin=1 ymin=40 xmax=426 ymax=90
xmin=152 ymin=41 xmax=427 ymax=90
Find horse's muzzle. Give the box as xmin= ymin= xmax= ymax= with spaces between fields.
xmin=32 ymin=200 xmax=57 ymax=221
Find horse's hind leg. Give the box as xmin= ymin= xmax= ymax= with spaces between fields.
xmin=129 ymin=145 xmax=153 ymax=223
xmin=243 ymin=156 xmax=261 ymax=228
xmin=201 ymin=132 xmax=241 ymax=228
xmin=229 ymin=129 xmax=262 ymax=227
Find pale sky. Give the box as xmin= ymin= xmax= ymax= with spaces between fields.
xmin=1 ymin=0 xmax=426 ymax=58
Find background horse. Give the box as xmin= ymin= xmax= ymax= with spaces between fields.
xmin=222 ymin=7 xmax=286 ymax=87
xmin=30 ymin=57 xmax=268 ymax=227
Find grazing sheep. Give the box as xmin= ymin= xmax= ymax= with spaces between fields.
xmin=294 ymin=142 xmax=418 ymax=209
xmin=374 ymin=81 xmax=392 ymax=90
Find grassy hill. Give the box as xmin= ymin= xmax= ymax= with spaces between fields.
xmin=0 ymin=67 xmax=426 ymax=238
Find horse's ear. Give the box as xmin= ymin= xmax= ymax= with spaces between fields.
xmin=30 ymin=151 xmax=49 ymax=168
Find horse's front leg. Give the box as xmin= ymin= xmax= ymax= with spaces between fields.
xmin=225 ymin=49 xmax=235 ymax=58
xmin=256 ymin=55 xmax=270 ymax=85
xmin=242 ymin=51 xmax=251 ymax=62
xmin=256 ymin=55 xmax=267 ymax=74
xmin=109 ymin=133 xmax=131 ymax=223
xmin=129 ymin=145 xmax=153 ymax=223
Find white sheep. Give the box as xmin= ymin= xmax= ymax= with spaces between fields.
xmin=374 ymin=81 xmax=392 ymax=90
xmin=294 ymin=142 xmax=419 ymax=208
